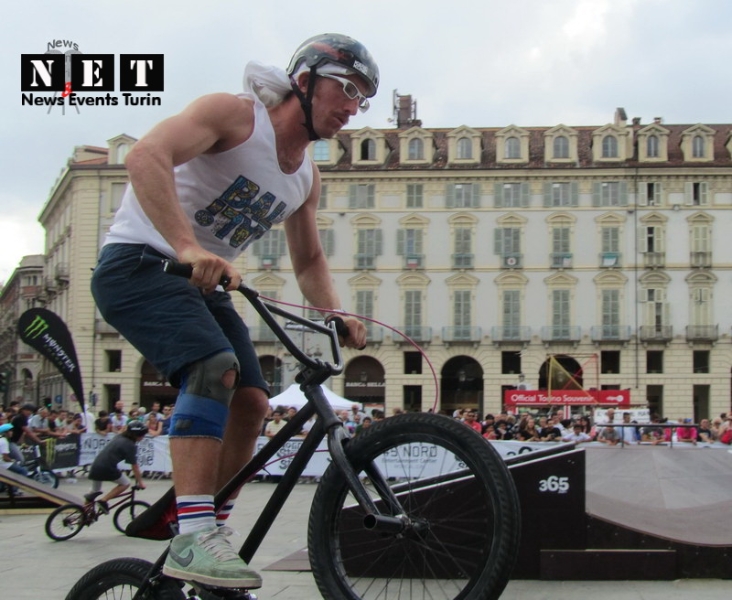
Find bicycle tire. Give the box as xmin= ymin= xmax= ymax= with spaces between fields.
xmin=34 ymin=468 xmax=60 ymax=488
xmin=65 ymin=557 xmax=185 ymax=600
xmin=45 ymin=504 xmax=87 ymax=541
xmin=113 ymin=500 xmax=151 ymax=534
xmin=308 ymin=412 xmax=521 ymax=600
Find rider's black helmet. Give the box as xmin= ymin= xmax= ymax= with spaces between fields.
xmin=126 ymin=420 xmax=148 ymax=436
xmin=287 ymin=33 xmax=380 ymax=97
xmin=286 ymin=34 xmax=379 ymax=141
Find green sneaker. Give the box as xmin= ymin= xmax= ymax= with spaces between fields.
xmin=163 ymin=526 xmax=262 ymax=588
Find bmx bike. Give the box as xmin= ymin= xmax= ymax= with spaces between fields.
xmin=46 ymin=485 xmax=149 ymax=541
xmin=65 ymin=260 xmax=520 ymax=600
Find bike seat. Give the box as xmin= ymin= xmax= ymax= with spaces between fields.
xmin=84 ymin=491 xmax=103 ymax=503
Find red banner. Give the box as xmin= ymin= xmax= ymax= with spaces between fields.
xmin=504 ymin=389 xmax=630 ymax=407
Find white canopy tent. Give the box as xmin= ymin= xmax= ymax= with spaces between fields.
xmin=268 ymin=384 xmax=355 ymax=412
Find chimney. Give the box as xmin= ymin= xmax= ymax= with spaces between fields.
xmin=614 ymin=107 xmax=627 ymax=127
xmin=653 ymin=117 xmax=663 ymax=124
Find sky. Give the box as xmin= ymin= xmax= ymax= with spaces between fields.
xmin=1 ymin=0 xmax=731 ymax=283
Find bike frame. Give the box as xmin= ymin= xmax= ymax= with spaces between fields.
xmin=84 ymin=487 xmax=141 ymax=520
xmin=132 ymin=263 xmax=407 ymax=598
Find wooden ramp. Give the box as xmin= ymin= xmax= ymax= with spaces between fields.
xmin=0 ymin=469 xmax=84 ymax=514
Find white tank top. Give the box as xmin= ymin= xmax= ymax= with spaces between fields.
xmin=105 ymin=96 xmax=314 ymax=262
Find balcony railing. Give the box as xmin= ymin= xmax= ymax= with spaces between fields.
xmin=398 ymin=326 xmax=432 ymax=343
xmin=490 ymin=326 xmax=531 ymax=344
xmin=599 ymin=252 xmax=622 ymax=268
xmin=639 ymin=325 xmax=673 ymax=343
xmin=403 ymin=254 xmax=424 ymax=270
xmin=365 ymin=326 xmax=384 ymax=343
xmin=249 ymin=327 xmax=278 ymax=343
xmin=355 ymin=254 xmax=376 ymax=270
xmin=643 ymin=252 xmax=665 ymax=268
xmin=259 ymin=255 xmax=279 ymax=270
xmin=451 ymin=253 xmax=474 ymax=269
xmin=686 ymin=325 xmax=718 ymax=343
xmin=441 ymin=326 xmax=482 ymax=343
xmin=590 ymin=325 xmax=631 ymax=343
xmin=690 ymin=252 xmax=712 ymax=268
xmin=550 ymin=253 xmax=573 ymax=269
xmin=55 ymin=263 xmax=70 ymax=281
xmin=540 ymin=325 xmax=581 ymax=343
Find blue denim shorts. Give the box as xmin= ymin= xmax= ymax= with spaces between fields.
xmin=91 ymin=243 xmax=268 ymax=394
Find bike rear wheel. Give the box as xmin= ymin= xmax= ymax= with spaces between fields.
xmin=308 ymin=412 xmax=520 ymax=600
xmin=65 ymin=558 xmax=185 ymax=600
xmin=46 ymin=504 xmax=87 ymax=541
xmin=34 ymin=468 xmax=60 ymax=488
xmin=113 ymin=500 xmax=151 ymax=534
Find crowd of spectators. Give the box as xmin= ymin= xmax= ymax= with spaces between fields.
xmin=452 ymin=406 xmax=732 ymax=447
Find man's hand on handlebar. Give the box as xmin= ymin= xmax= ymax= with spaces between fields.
xmin=177 ymin=247 xmax=240 ymax=293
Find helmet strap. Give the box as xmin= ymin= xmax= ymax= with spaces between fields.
xmin=290 ymin=68 xmax=321 ymax=141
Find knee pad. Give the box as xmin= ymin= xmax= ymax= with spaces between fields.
xmin=170 ymin=351 xmax=240 ymax=440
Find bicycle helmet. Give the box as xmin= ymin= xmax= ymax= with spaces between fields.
xmin=286 ymin=33 xmax=379 ymax=140
xmin=0 ymin=424 xmax=13 ymax=434
xmin=126 ymin=420 xmax=148 ymax=436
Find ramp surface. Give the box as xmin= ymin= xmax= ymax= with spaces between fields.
xmin=585 ymin=446 xmax=732 ymax=546
xmin=0 ymin=469 xmax=83 ymax=510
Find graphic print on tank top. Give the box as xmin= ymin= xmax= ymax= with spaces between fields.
xmin=194 ymin=175 xmax=287 ymax=250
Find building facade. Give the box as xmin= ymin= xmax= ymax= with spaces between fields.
xmin=9 ymin=108 xmax=732 ymax=421
xmin=0 ymin=254 xmax=44 ymax=404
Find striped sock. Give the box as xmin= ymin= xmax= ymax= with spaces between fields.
xmin=216 ymin=500 xmax=236 ymax=527
xmin=176 ymin=495 xmax=216 ymax=535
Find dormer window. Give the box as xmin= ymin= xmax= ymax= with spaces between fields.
xmin=408 ymin=138 xmax=424 ymax=160
xmin=505 ymin=137 xmax=520 ymax=159
xmin=647 ymin=135 xmax=659 ymax=158
xmin=692 ymin=135 xmax=705 ymax=158
xmin=313 ymin=140 xmax=330 ymax=161
xmin=553 ymin=136 xmax=569 ymax=159
xmin=350 ymin=127 xmax=387 ymax=165
xmin=457 ymin=137 xmax=472 ymax=159
xmin=602 ymin=135 xmax=618 ymax=158
xmin=680 ymin=124 xmax=714 ymax=162
xmin=360 ymin=138 xmax=376 ymax=161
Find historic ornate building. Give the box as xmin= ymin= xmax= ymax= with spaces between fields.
xmin=7 ymin=106 xmax=732 ymax=420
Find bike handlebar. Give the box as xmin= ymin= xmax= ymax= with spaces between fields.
xmin=161 ymin=260 xmax=346 ymax=379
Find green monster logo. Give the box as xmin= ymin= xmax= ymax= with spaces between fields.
xmin=24 ymin=315 xmax=49 ymax=339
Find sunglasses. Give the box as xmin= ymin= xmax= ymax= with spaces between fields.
xmin=318 ymin=74 xmax=370 ymax=112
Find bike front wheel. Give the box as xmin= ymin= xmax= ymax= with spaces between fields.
xmin=34 ymin=468 xmax=60 ymax=488
xmin=45 ymin=504 xmax=87 ymax=541
xmin=309 ymin=412 xmax=521 ymax=600
xmin=65 ymin=558 xmax=185 ymax=600
xmin=113 ymin=500 xmax=151 ymax=534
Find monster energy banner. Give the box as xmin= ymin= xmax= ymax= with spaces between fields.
xmin=18 ymin=308 xmax=85 ymax=411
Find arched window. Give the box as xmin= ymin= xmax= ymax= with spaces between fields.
xmin=505 ymin=136 xmax=520 ymax=159
xmin=360 ymin=138 xmax=376 ymax=161
xmin=408 ymin=138 xmax=424 ymax=160
xmin=646 ymin=135 xmax=659 ymax=158
xmin=313 ymin=140 xmax=330 ymax=161
xmin=553 ymin=136 xmax=569 ymax=159
xmin=692 ymin=135 xmax=705 ymax=158
xmin=601 ymin=135 xmax=618 ymax=158
xmin=456 ymin=137 xmax=472 ymax=159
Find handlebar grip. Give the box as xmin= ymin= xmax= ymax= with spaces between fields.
xmin=326 ymin=315 xmax=367 ymax=351
xmin=162 ymin=260 xmax=193 ymax=278
xmin=162 ymin=260 xmax=232 ymax=288
xmin=327 ymin=315 xmax=350 ymax=339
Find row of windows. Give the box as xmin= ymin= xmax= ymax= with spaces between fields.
xmin=252 ymin=286 xmax=714 ymax=343
xmin=314 ymin=130 xmax=716 ymax=163
xmin=321 ymin=181 xmax=711 ymax=210
xmin=252 ymin=223 xmax=715 ymax=270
